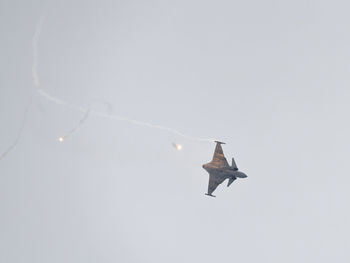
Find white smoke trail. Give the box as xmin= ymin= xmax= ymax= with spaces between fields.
xmin=32 ymin=13 xmax=215 ymax=143
xmin=32 ymin=14 xmax=45 ymax=90
xmin=58 ymin=101 xmax=111 ymax=141
xmin=38 ymin=88 xmax=215 ymax=142
xmin=60 ymin=110 xmax=90 ymax=141
xmin=0 ymin=97 xmax=33 ymax=161
xmin=0 ymin=13 xmax=44 ymax=161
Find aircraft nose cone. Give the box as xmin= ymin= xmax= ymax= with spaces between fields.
xmin=235 ymin=171 xmax=247 ymax=178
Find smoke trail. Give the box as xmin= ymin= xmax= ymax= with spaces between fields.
xmin=0 ymin=97 xmax=32 ymax=161
xmin=38 ymin=88 xmax=214 ymax=142
xmin=0 ymin=12 xmax=43 ymax=161
xmin=59 ymin=110 xmax=90 ymax=141
xmin=37 ymin=89 xmax=85 ymax=111
xmin=32 ymin=14 xmax=45 ymax=90
xmin=58 ymin=101 xmax=112 ymax=141
xmin=32 ymin=14 xmax=215 ymax=143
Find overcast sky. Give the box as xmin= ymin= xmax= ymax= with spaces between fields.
xmin=1 ymin=0 xmax=349 ymax=262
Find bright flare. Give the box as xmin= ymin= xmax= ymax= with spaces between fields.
xmin=58 ymin=137 xmax=64 ymax=142
xmin=172 ymin=142 xmax=183 ymax=150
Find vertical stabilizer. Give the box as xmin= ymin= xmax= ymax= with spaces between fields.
xmin=232 ymin=158 xmax=238 ymax=170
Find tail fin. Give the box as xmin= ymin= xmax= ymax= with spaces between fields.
xmin=232 ymin=158 xmax=238 ymax=170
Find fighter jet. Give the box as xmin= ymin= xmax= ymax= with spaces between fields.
xmin=202 ymin=141 xmax=247 ymax=197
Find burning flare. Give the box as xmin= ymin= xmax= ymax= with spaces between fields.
xmin=172 ymin=143 xmax=182 ymax=150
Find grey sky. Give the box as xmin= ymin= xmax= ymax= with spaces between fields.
xmin=1 ymin=0 xmax=349 ymax=262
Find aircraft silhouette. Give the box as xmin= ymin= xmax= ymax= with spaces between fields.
xmin=202 ymin=141 xmax=247 ymax=197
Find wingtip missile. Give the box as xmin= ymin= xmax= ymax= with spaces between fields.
xmin=214 ymin=140 xmax=225 ymax=144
